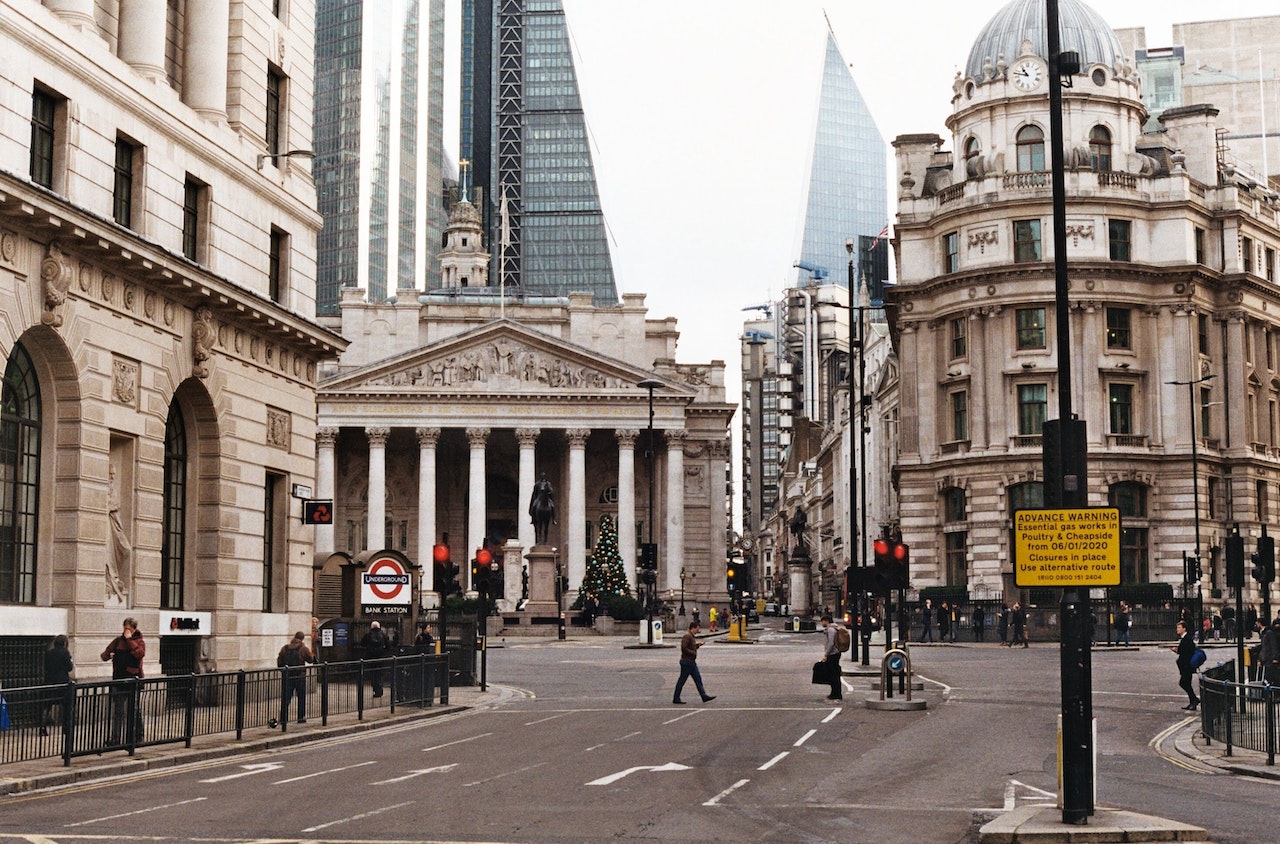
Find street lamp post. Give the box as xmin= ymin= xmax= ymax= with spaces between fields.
xmin=679 ymin=567 xmax=693 ymax=616
xmin=639 ymin=378 xmax=664 ymax=644
xmin=1167 ymin=372 xmax=1215 ymax=632
xmin=844 ymin=237 xmax=873 ymax=665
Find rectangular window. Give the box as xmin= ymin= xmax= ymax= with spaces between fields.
xmin=1200 ymin=386 xmax=1213 ymax=439
xmin=1108 ymin=219 xmax=1131 ymax=261
xmin=30 ymin=89 xmax=57 ymax=188
xmin=1014 ymin=219 xmax=1042 ymax=263
xmin=951 ymin=390 xmax=968 ymax=442
xmin=1243 ymin=237 xmax=1254 ymax=274
xmin=1195 ymin=227 xmax=1206 ymax=264
xmin=269 ymin=227 xmax=288 ymax=303
xmin=1259 ymin=480 xmax=1269 ymax=522
xmin=1016 ymin=307 xmax=1046 ymax=350
xmin=1268 ymin=248 xmax=1276 ymax=282
xmin=1105 ymin=307 xmax=1131 ymax=350
xmin=950 ymin=317 xmax=967 ymax=359
xmin=1198 ymin=314 xmax=1209 ymax=355
xmin=1119 ymin=527 xmax=1149 ymax=583
xmin=263 ymin=472 xmax=286 ymax=612
xmin=182 ymin=176 xmax=207 ymax=262
xmin=266 ymin=67 xmax=284 ymax=155
xmin=944 ymin=488 xmax=966 ymax=522
xmin=945 ymin=531 xmax=967 ymax=588
xmin=113 ymin=136 xmax=138 ymax=228
xmin=1208 ymin=476 xmax=1219 ymax=519
xmin=1269 ymin=328 xmax=1276 ymax=371
xmin=1109 ymin=383 xmax=1133 ymax=434
xmin=1017 ymin=384 xmax=1048 ymax=435
xmin=943 ymin=231 xmax=959 ymax=273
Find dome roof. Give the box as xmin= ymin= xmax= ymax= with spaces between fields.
xmin=965 ymin=0 xmax=1124 ymax=80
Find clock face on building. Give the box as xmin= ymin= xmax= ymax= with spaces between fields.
xmin=1011 ymin=59 xmax=1043 ymax=91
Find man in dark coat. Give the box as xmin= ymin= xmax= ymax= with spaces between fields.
xmin=277 ymin=631 xmax=314 ymax=724
xmin=920 ymin=599 xmax=935 ymax=643
xmin=1011 ymin=603 xmax=1028 ymax=648
xmin=361 ymin=621 xmax=391 ymax=698
xmin=41 ymin=634 xmax=73 ymax=735
xmin=971 ymin=605 xmax=986 ymax=642
xmin=1171 ymin=620 xmax=1200 ymax=710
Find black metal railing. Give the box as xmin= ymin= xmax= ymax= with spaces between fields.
xmin=1199 ymin=672 xmax=1278 ymax=766
xmin=0 ymin=652 xmax=449 ymax=767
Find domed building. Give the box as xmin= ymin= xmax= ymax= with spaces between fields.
xmin=888 ymin=0 xmax=1280 ymax=621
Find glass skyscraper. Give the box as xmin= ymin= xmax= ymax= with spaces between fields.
xmin=796 ymin=32 xmax=888 ymax=292
xmin=314 ymin=0 xmax=447 ymax=314
xmin=461 ymin=0 xmax=619 ymax=304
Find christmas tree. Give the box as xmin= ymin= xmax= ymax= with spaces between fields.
xmin=580 ymin=514 xmax=631 ymax=609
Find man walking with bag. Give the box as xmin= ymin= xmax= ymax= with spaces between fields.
xmin=820 ymin=613 xmax=842 ymax=701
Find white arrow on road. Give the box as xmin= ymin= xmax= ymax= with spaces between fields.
xmin=200 ymin=762 xmax=284 ymax=783
xmin=372 ymin=764 xmax=458 ymax=784
xmin=587 ymin=762 xmax=691 ymax=786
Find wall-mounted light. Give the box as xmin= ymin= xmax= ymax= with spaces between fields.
xmin=257 ymin=149 xmax=315 ymax=170
xmin=1021 ymin=362 xmax=1036 ymax=369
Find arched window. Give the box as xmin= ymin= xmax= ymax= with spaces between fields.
xmin=1089 ymin=125 xmax=1112 ymax=171
xmin=1108 ymin=482 xmax=1149 ymax=583
xmin=1007 ymin=481 xmax=1044 ymax=514
xmin=1016 ymin=125 xmax=1046 ymax=172
xmin=161 ymin=402 xmax=187 ymax=609
xmin=964 ymin=137 xmax=981 ymax=176
xmin=1 ymin=342 xmax=42 ymax=604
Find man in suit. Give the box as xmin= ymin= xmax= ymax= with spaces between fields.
xmin=1171 ymin=620 xmax=1200 ymax=711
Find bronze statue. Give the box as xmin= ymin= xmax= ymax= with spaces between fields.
xmin=529 ymin=473 xmax=556 ymax=545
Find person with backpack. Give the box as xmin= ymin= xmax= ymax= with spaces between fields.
xmin=277 ymin=631 xmax=314 ymax=724
xmin=819 ymin=613 xmax=843 ymax=701
xmin=361 ymin=621 xmax=391 ymax=698
xmin=1171 ymin=619 xmax=1200 ymax=711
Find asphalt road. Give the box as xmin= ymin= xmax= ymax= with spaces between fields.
xmin=0 ymin=624 xmax=1275 ymax=843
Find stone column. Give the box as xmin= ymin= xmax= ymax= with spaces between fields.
xmin=416 ymin=427 xmax=440 ymax=593
xmin=665 ymin=430 xmax=686 ymax=594
xmin=516 ymin=428 xmax=539 ymax=550
xmin=118 ymin=0 xmax=167 ymax=81
xmin=615 ymin=429 xmax=638 ymax=586
xmin=43 ymin=0 xmax=95 ymax=29
xmin=365 ymin=427 xmax=389 ymax=549
xmin=466 ymin=427 xmax=489 ymax=592
xmin=182 ymin=0 xmax=230 ymax=119
xmin=566 ymin=428 xmax=589 ymax=592
xmin=315 ymin=427 xmax=338 ymax=555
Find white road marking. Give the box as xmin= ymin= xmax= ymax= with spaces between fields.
xmin=273 ymin=760 xmax=378 ymax=784
xmin=524 ymin=713 xmax=569 ymax=726
xmin=758 ymin=752 xmax=788 ymax=770
xmin=422 ymin=732 xmax=492 ymax=752
xmin=822 ymin=707 xmax=841 ymax=723
xmin=199 ymin=762 xmax=284 ymax=783
xmin=662 ymin=711 xmax=699 ymax=724
xmin=914 ymin=673 xmax=950 ymax=694
xmin=64 ymin=797 xmax=207 ymax=827
xmin=302 ymin=800 xmax=415 ymax=832
xmin=463 ymin=761 xmax=548 ymax=787
xmin=372 ymin=764 xmax=458 ymax=784
xmin=703 ymin=778 xmax=750 ymax=806
xmin=587 ymin=762 xmax=692 ymax=786
xmin=794 ymin=729 xmax=817 ymax=747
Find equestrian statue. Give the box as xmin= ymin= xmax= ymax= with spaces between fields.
xmin=529 ymin=473 xmax=556 ymax=545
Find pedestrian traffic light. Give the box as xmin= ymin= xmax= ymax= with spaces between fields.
xmin=1254 ymin=534 xmax=1276 ymax=584
xmin=726 ymin=563 xmax=738 ymax=593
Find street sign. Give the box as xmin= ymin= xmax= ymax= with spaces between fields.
xmin=1014 ymin=508 xmax=1121 ymax=587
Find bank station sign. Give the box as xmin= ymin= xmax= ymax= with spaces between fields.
xmin=1014 ymin=508 xmax=1121 ymax=588
xmin=361 ymin=553 xmax=412 ymax=614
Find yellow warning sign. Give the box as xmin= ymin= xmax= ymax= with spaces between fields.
xmin=1014 ymin=508 xmax=1121 ymax=587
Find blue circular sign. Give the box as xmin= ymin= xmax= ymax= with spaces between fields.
xmin=888 ymin=655 xmax=905 ymax=672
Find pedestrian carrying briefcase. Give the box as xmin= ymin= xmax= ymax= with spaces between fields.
xmin=812 ymin=660 xmax=829 ymax=685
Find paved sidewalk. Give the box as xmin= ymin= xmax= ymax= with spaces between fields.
xmin=0 ymin=685 xmax=502 ymax=797
xmin=1174 ymin=718 xmax=1280 ymax=781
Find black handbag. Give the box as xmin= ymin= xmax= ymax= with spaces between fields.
xmin=812 ymin=660 xmax=829 ymax=684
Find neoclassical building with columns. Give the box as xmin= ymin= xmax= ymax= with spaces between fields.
xmin=315 ymin=201 xmax=734 ymax=615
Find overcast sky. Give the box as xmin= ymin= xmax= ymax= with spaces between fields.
xmin=535 ymin=0 xmax=1279 ymax=379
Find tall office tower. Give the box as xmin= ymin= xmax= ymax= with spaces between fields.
xmin=460 ymin=0 xmax=619 ymax=304
xmin=314 ymin=0 xmax=447 ymax=314
xmin=795 ymin=32 xmax=888 ymax=294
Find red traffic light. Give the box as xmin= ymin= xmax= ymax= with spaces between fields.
xmin=432 ymin=544 xmax=449 ymax=563
xmin=872 ymin=538 xmax=890 ymax=558
xmin=476 ymin=548 xmax=492 ymax=566
xmin=892 ymin=543 xmax=908 ymax=561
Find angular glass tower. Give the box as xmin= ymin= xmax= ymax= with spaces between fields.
xmin=796 ymin=32 xmax=888 ymax=292
xmin=461 ymin=0 xmax=619 ymax=304
xmin=314 ymin=0 xmax=447 ymax=314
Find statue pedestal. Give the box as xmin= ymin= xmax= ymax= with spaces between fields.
xmin=523 ymin=545 xmax=559 ymax=616
xmin=788 ymin=547 xmax=812 ymax=617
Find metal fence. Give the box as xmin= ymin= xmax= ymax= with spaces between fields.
xmin=0 ymin=652 xmax=449 ymax=767
xmin=1199 ymin=667 xmax=1278 ymax=766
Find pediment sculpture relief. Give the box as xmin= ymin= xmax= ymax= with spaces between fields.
xmin=367 ymin=338 xmax=626 ymax=390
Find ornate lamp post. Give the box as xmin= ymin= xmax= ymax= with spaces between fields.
xmin=678 ymin=567 xmax=696 ymax=616
xmin=639 ymin=378 xmax=664 ymax=643
xmin=1167 ymin=372 xmax=1215 ymax=630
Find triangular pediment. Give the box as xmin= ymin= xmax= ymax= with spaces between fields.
xmin=321 ymin=319 xmax=692 ymax=397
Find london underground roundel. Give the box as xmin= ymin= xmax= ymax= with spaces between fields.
xmin=361 ymin=555 xmax=412 ymax=605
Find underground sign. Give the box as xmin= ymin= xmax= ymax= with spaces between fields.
xmin=361 ymin=555 xmax=412 ymax=606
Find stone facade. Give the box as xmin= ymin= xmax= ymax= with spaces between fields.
xmin=0 ymin=0 xmax=343 ymax=682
